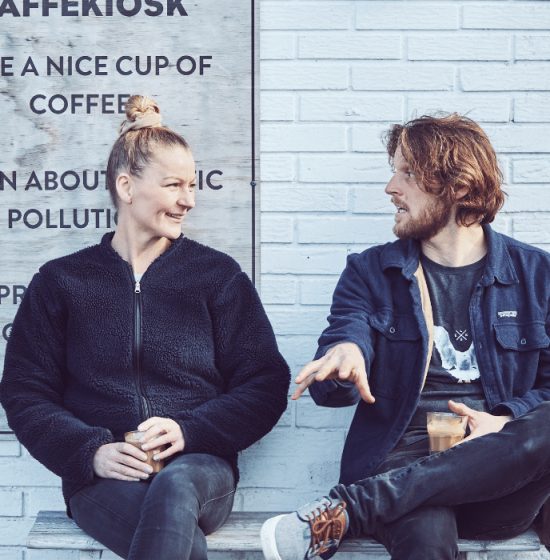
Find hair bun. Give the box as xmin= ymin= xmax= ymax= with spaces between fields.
xmin=118 ymin=94 xmax=163 ymax=136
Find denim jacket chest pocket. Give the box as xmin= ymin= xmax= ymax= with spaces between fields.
xmin=368 ymin=313 xmax=422 ymax=399
xmin=493 ymin=321 xmax=550 ymax=379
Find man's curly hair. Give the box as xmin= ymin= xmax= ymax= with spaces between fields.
xmin=383 ymin=113 xmax=506 ymax=226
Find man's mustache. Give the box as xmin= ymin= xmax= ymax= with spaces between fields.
xmin=391 ymin=197 xmax=409 ymax=212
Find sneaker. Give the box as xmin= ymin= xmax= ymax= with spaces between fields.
xmin=261 ymin=497 xmax=348 ymax=560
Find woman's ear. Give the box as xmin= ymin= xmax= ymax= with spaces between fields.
xmin=116 ymin=173 xmax=133 ymax=205
xmin=455 ymin=186 xmax=469 ymax=201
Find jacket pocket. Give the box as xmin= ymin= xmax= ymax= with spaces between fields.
xmin=494 ymin=322 xmax=549 ymax=351
xmin=493 ymin=321 xmax=550 ymax=382
xmin=368 ymin=313 xmax=422 ymax=399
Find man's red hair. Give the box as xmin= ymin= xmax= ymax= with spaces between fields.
xmin=384 ymin=113 xmax=506 ymax=226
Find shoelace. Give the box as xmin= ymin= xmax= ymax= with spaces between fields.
xmin=305 ymin=501 xmax=347 ymax=558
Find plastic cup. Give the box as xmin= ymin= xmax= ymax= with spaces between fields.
xmin=427 ymin=412 xmax=467 ymax=455
xmin=124 ymin=430 xmax=166 ymax=474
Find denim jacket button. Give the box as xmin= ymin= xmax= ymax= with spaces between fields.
xmin=389 ymin=327 xmax=395 ymax=334
xmin=521 ymin=338 xmax=527 ymax=345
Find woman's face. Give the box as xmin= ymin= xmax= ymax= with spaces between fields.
xmin=122 ymin=145 xmax=196 ymax=241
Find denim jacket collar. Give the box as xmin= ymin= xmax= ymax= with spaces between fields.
xmin=380 ymin=224 xmax=519 ymax=286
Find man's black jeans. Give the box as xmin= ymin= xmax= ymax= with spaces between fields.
xmin=328 ymin=402 xmax=550 ymax=560
xmin=70 ymin=453 xmax=235 ymax=560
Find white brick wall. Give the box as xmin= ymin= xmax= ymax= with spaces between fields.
xmin=2 ymin=1 xmax=550 ymax=558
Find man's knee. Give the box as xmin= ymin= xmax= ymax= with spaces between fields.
xmin=387 ymin=506 xmax=458 ymax=560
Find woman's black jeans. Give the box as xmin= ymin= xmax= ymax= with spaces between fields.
xmin=70 ymin=453 xmax=236 ymax=560
xmin=329 ymin=402 xmax=550 ymax=560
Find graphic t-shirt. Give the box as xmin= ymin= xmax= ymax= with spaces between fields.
xmin=395 ymin=253 xmax=490 ymax=447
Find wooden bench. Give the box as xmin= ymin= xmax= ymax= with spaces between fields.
xmin=28 ymin=510 xmax=542 ymax=560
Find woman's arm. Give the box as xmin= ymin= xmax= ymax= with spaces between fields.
xmin=0 ymin=273 xmax=113 ymax=484
xmin=170 ymin=271 xmax=290 ymax=457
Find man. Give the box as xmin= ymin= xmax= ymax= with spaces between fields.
xmin=261 ymin=114 xmax=550 ymax=560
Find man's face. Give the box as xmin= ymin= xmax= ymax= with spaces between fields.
xmin=385 ymin=146 xmax=453 ymax=241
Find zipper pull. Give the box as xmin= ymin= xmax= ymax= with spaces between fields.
xmin=135 ymin=281 xmax=141 ymax=294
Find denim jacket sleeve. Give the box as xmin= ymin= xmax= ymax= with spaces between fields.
xmin=309 ymin=253 xmax=377 ymax=408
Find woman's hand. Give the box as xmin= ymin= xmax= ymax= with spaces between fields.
xmin=137 ymin=417 xmax=185 ymax=461
xmin=93 ymin=443 xmax=153 ymax=482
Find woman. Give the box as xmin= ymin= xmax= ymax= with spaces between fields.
xmin=0 ymin=95 xmax=290 ymax=560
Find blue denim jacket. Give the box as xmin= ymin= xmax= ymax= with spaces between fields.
xmin=310 ymin=225 xmax=550 ymax=486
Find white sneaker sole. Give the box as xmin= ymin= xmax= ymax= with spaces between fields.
xmin=260 ymin=514 xmax=286 ymax=560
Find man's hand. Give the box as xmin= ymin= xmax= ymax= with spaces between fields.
xmin=292 ymin=342 xmax=375 ymax=403
xmin=137 ymin=417 xmax=185 ymax=461
xmin=93 ymin=442 xmax=152 ymax=481
xmin=448 ymin=400 xmax=513 ymax=444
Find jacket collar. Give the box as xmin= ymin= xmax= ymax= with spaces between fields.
xmin=380 ymin=224 xmax=519 ymax=286
xmin=99 ymin=231 xmax=185 ymax=270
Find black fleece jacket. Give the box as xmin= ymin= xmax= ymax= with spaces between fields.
xmin=0 ymin=232 xmax=290 ymax=512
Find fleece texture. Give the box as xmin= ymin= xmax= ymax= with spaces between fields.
xmin=0 ymin=232 xmax=290 ymax=513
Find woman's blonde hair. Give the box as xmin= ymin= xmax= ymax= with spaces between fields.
xmin=106 ymin=95 xmax=190 ymax=208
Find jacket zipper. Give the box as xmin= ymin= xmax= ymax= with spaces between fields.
xmin=129 ymin=266 xmax=152 ymax=422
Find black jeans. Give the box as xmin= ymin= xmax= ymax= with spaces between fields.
xmin=70 ymin=453 xmax=236 ymax=560
xmin=329 ymin=401 xmax=550 ymax=560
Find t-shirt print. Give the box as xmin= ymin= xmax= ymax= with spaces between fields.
xmin=432 ymin=324 xmax=480 ymax=383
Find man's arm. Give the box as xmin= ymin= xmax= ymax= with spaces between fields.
xmin=292 ymin=253 xmax=379 ymax=407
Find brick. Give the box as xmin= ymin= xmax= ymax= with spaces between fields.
xmin=261 ymin=154 xmax=294 ymax=182
xmin=262 ymin=61 xmax=348 ymax=91
xmin=513 ymin=159 xmax=550 ymax=183
xmin=300 ymin=276 xmax=339 ymax=306
xmin=463 ymin=5 xmax=550 ymax=30
xmin=262 ymin=246 xmax=348 ymax=275
xmin=514 ymin=94 xmax=550 ymax=123
xmin=351 ymin=125 xmax=392 ymax=153
xmin=0 ymin=440 xmax=20 ymax=457
xmin=262 ymin=3 xmax=351 ymax=31
xmin=461 ymin=65 xmax=550 ymax=91
xmin=260 ymin=275 xmax=297 ymax=304
xmin=261 ymin=32 xmax=295 ymax=60
xmin=484 ymin=125 xmax=550 ymax=153
xmin=353 ymin=65 xmax=454 ymax=91
xmin=276 ymin=335 xmax=320 ymax=373
xmin=299 ymin=34 xmax=400 ymax=60
xmin=505 ymin=187 xmax=550 ymax=213
xmin=0 ymin=548 xmax=23 ymax=560
xmin=513 ymin=217 xmax=550 ymax=244
xmin=265 ymin=307 xmax=331 ymax=336
xmin=262 ymin=185 xmax=348 ymax=213
xmin=491 ymin=214 xmax=510 ymax=237
xmin=26 ymin=487 xmax=67 ymax=517
xmin=300 ymin=94 xmax=402 ymax=122
xmin=407 ymin=94 xmax=510 ymax=123
xmin=516 ymin=35 xmax=550 ymax=61
xmin=0 ymin=517 xmax=35 ymax=546
xmin=298 ymin=217 xmax=396 ymax=244
xmin=238 ymin=429 xmax=345 ymax=488
xmin=0 ymin=490 xmax=22 ymax=517
xmin=275 ymin=400 xmax=293 ymax=428
xmin=261 ymin=124 xmax=346 ymax=152
xmin=300 ymin=155 xmax=391 ymax=183
xmin=236 ymin=487 xmax=327 ymax=512
xmin=353 ymin=186 xmax=397 ymax=214
xmin=356 ymin=3 xmax=458 ymax=30
xmin=260 ymin=93 xmax=295 ymax=122
xmin=408 ymin=35 xmax=509 ymax=62
xmin=261 ymin=215 xmax=293 ymax=243
xmin=296 ymin=396 xmax=354 ymax=429
xmin=0 ymin=457 xmax=60 ymax=486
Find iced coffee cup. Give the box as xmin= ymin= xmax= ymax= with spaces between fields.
xmin=427 ymin=412 xmax=467 ymax=455
xmin=124 ymin=430 xmax=166 ymax=475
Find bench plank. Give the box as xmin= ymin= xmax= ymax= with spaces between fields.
xmin=28 ymin=511 xmax=541 ymax=553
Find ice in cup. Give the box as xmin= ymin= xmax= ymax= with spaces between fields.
xmin=124 ymin=430 xmax=166 ymax=474
xmin=427 ymin=412 xmax=467 ymax=455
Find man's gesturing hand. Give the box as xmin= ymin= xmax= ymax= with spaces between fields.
xmin=292 ymin=342 xmax=375 ymax=403
xmin=448 ymin=400 xmax=513 ymax=444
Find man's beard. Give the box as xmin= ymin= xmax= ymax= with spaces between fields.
xmin=393 ymin=196 xmax=453 ymax=241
